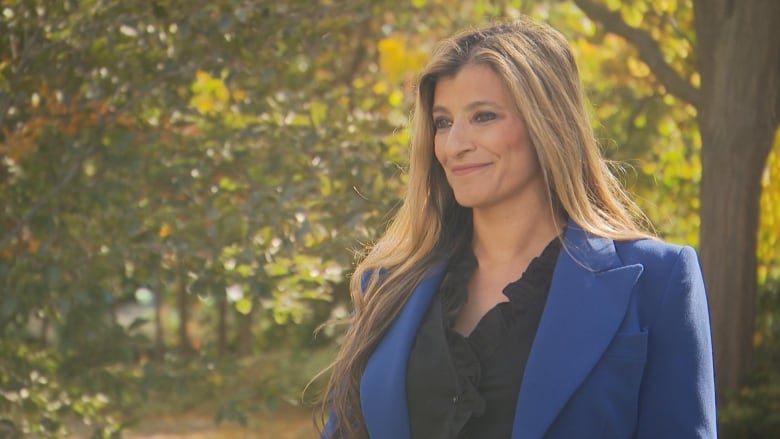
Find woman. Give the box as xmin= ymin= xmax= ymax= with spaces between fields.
xmin=319 ymin=18 xmax=716 ymax=439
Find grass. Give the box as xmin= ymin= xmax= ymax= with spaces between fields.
xmin=66 ymin=345 xmax=339 ymax=438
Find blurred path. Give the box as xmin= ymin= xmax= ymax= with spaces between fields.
xmin=77 ymin=405 xmax=316 ymax=439
xmin=127 ymin=406 xmax=314 ymax=439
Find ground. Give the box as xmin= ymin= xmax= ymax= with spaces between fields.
xmin=125 ymin=405 xmax=315 ymax=439
xmin=65 ymin=404 xmax=315 ymax=439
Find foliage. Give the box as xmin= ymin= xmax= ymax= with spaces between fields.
xmin=0 ymin=0 xmax=778 ymax=436
xmin=0 ymin=0 xmax=461 ymax=434
xmin=121 ymin=348 xmax=336 ymax=429
xmin=719 ymin=280 xmax=780 ymax=438
xmin=758 ymin=134 xmax=780 ymax=283
xmin=0 ymin=342 xmax=123 ymax=438
xmin=719 ymin=381 xmax=780 ymax=439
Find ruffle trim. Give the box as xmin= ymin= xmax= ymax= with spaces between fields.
xmin=439 ymin=235 xmax=562 ymax=434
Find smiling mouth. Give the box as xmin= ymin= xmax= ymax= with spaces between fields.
xmin=451 ymin=163 xmax=490 ymax=176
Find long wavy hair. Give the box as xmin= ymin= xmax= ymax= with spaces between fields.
xmin=318 ymin=18 xmax=654 ymax=439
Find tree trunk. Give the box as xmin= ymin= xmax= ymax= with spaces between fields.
xmin=176 ymin=256 xmax=193 ymax=356
xmin=217 ymin=293 xmax=228 ymax=355
xmin=40 ymin=313 xmax=49 ymax=347
xmin=153 ymin=278 xmax=166 ymax=361
xmin=238 ymin=302 xmax=254 ymax=357
xmin=694 ymin=0 xmax=780 ymax=400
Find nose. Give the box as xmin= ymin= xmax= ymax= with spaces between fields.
xmin=443 ymin=119 xmax=474 ymax=157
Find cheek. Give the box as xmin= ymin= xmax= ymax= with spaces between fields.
xmin=433 ymin=140 xmax=445 ymax=165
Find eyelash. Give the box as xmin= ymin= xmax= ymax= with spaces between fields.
xmin=434 ymin=117 xmax=452 ymax=130
xmin=433 ymin=111 xmax=498 ymax=131
xmin=474 ymin=111 xmax=497 ymax=123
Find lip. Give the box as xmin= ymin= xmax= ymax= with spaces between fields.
xmin=450 ymin=163 xmax=491 ymax=176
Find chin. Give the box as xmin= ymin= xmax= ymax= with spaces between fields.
xmin=452 ymin=195 xmax=481 ymax=209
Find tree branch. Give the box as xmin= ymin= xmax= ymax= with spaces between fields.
xmin=573 ymin=0 xmax=701 ymax=107
xmin=0 ymin=144 xmax=98 ymax=253
xmin=0 ymin=41 xmax=191 ymax=254
xmin=0 ymin=27 xmax=43 ymax=130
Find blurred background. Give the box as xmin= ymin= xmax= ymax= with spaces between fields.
xmin=1 ymin=0 xmax=778 ymax=438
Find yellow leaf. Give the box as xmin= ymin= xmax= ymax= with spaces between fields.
xmin=753 ymin=329 xmax=764 ymax=347
xmin=409 ymin=51 xmax=429 ymax=73
xmin=373 ymin=81 xmax=389 ymax=95
xmin=378 ymin=36 xmax=403 ymax=55
xmin=690 ymin=72 xmax=701 ymax=88
xmin=190 ymin=94 xmax=215 ymax=114
xmin=236 ymin=297 xmax=253 ymax=315
xmin=310 ymin=101 xmax=327 ymax=126
xmin=209 ymin=372 xmax=224 ymax=385
xmin=191 ymin=69 xmax=231 ymax=113
xmin=232 ymin=87 xmax=247 ymax=101
xmin=315 ymin=68 xmax=334 ymax=81
xmin=758 ymin=131 xmax=780 ymax=276
xmin=378 ymin=36 xmax=408 ymax=83
xmin=352 ymin=78 xmax=366 ymax=89
xmin=159 ymin=223 xmax=172 ymax=238
xmin=627 ymin=57 xmax=650 ymax=78
xmin=657 ymin=0 xmax=678 ymax=13
xmin=758 ymin=265 xmax=768 ymax=286
xmin=214 ymin=81 xmax=230 ymax=103
xmin=195 ymin=69 xmax=210 ymax=84
xmin=621 ymin=4 xmax=643 ymax=27
xmin=388 ymin=90 xmax=404 ymax=107
xmin=605 ymin=0 xmax=621 ymax=11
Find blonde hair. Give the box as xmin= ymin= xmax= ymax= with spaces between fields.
xmin=318 ymin=18 xmax=653 ymax=438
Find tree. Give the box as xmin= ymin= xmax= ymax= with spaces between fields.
xmin=2 ymin=0 xmax=778 ymax=435
xmin=694 ymin=0 xmax=780 ymax=399
xmin=572 ymin=0 xmax=780 ymax=399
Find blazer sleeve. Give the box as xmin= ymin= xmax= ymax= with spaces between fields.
xmin=634 ymin=246 xmax=717 ymax=438
xmin=322 ymin=412 xmax=337 ymax=439
xmin=320 ymin=270 xmax=378 ymax=439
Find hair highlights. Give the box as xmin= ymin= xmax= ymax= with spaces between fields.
xmin=318 ymin=18 xmax=653 ymax=439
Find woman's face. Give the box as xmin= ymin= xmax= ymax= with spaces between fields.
xmin=432 ymin=64 xmax=545 ymax=212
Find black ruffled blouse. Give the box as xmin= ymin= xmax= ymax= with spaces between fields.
xmin=406 ymin=238 xmax=562 ymax=439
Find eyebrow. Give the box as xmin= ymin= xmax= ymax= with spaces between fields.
xmin=432 ymin=100 xmax=503 ymax=113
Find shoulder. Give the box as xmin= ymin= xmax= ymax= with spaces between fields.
xmin=613 ymin=238 xmax=710 ymax=315
xmin=612 ymin=241 xmax=716 ymax=435
xmin=613 ymin=238 xmax=702 ymax=278
xmin=612 ymin=238 xmax=707 ymax=329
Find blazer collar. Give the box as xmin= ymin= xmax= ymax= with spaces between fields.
xmin=511 ymin=221 xmax=643 ymax=438
xmin=360 ymin=219 xmax=643 ymax=439
xmin=360 ymin=265 xmax=446 ymax=439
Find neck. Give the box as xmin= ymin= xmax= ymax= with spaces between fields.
xmin=471 ymin=194 xmax=565 ymax=267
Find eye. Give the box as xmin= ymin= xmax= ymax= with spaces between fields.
xmin=474 ymin=111 xmax=497 ymax=123
xmin=433 ymin=117 xmax=452 ymax=131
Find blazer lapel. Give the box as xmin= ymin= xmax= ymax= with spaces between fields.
xmin=360 ymin=265 xmax=446 ymax=439
xmin=512 ymin=223 xmax=643 ymax=438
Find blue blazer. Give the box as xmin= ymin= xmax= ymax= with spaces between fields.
xmin=328 ymin=221 xmax=717 ymax=438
